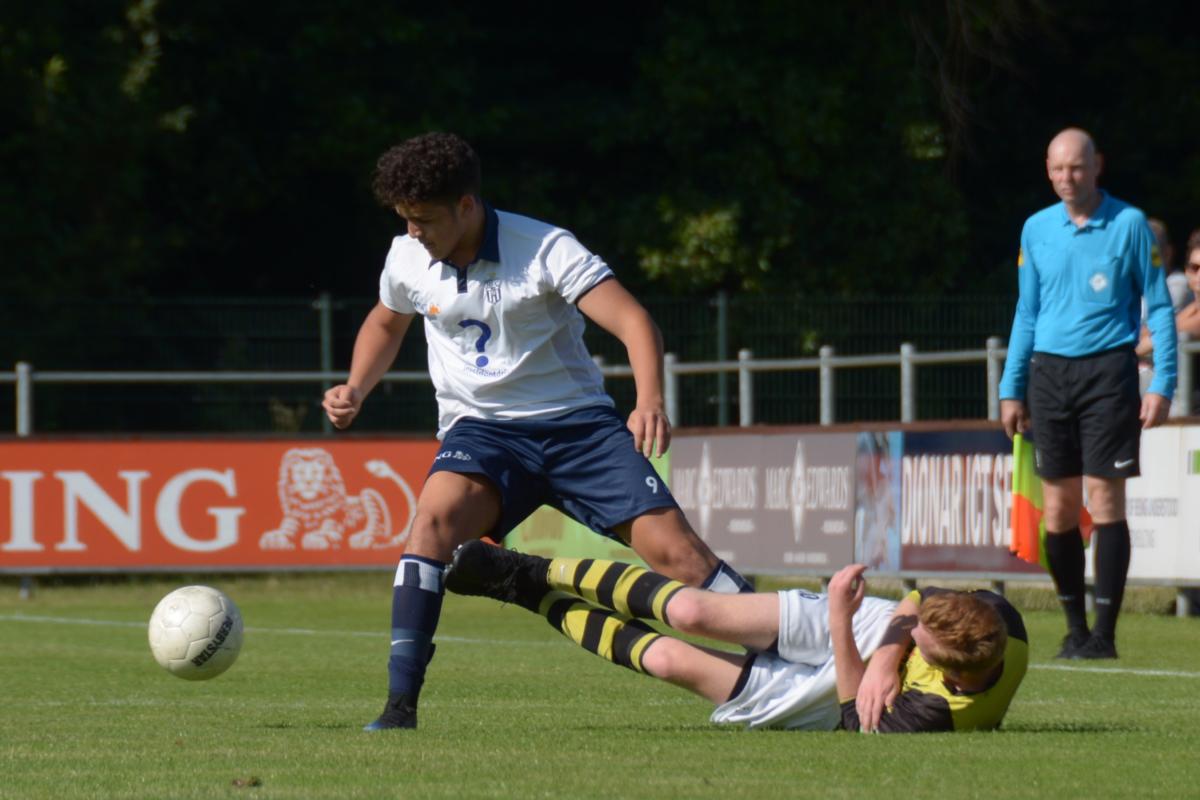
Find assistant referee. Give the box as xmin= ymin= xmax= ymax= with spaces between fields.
xmin=999 ymin=128 xmax=1176 ymax=660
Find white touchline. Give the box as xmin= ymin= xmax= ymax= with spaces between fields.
xmin=4 ymin=613 xmax=1200 ymax=677
xmin=0 ymin=612 xmax=555 ymax=647
xmin=1030 ymin=663 xmax=1200 ymax=679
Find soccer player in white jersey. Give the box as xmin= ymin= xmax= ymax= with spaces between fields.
xmin=323 ymin=132 xmax=752 ymax=731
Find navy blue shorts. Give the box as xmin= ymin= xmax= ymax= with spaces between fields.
xmin=428 ymin=405 xmax=679 ymax=542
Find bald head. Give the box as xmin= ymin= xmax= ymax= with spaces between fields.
xmin=1046 ymin=127 xmax=1103 ymax=216
xmin=1048 ymin=128 xmax=1097 ymax=162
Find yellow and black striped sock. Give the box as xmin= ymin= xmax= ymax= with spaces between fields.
xmin=538 ymin=591 xmax=662 ymax=674
xmin=546 ymin=557 xmax=685 ymax=624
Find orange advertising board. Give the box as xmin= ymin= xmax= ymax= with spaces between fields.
xmin=0 ymin=439 xmax=438 ymax=572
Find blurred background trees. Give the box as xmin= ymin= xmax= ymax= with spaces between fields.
xmin=4 ymin=0 xmax=1198 ymax=302
xmin=5 ymin=1 xmax=1199 ymax=431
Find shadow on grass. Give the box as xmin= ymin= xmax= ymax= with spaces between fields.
xmin=259 ymin=720 xmax=390 ymax=731
xmin=260 ymin=717 xmax=1139 ymax=735
xmin=561 ymin=719 xmax=1145 ymax=735
xmin=1003 ymin=721 xmax=1143 ymax=734
xmin=538 ymin=720 xmax=737 ymax=735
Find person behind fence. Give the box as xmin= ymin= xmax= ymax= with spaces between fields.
xmin=1147 ymin=218 xmax=1192 ymax=312
xmin=445 ymin=540 xmax=1029 ymax=733
xmin=322 ymin=131 xmax=752 ymax=731
xmin=1137 ymin=230 xmax=1200 ymax=412
xmin=999 ymin=127 xmax=1177 ymax=660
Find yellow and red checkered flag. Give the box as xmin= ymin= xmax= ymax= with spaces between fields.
xmin=1010 ymin=433 xmax=1093 ymax=569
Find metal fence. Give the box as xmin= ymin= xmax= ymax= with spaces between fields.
xmin=4 ymin=293 xmax=1193 ymax=433
xmin=8 ymin=339 xmax=1198 ymax=436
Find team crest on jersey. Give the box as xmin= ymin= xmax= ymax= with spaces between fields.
xmin=484 ymin=280 xmax=502 ymax=304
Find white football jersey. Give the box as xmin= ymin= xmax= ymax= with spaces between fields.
xmin=379 ymin=208 xmax=615 ymax=438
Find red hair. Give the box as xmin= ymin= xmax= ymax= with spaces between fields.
xmin=918 ymin=593 xmax=1006 ymax=673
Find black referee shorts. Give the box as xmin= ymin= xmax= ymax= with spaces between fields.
xmin=1026 ymin=347 xmax=1141 ymax=480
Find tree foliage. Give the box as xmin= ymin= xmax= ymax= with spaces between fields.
xmin=2 ymin=0 xmax=1199 ymax=305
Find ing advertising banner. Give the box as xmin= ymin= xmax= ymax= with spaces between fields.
xmin=0 ymin=439 xmax=436 ymax=572
xmin=6 ymin=427 xmax=1197 ymax=581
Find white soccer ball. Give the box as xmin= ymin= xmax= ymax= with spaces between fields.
xmin=148 ymin=585 xmax=244 ymax=680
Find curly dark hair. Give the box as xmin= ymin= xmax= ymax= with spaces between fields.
xmin=372 ymin=132 xmax=481 ymax=208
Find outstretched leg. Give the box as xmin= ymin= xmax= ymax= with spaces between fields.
xmin=536 ymin=590 xmax=748 ymax=704
xmin=447 ymin=543 xmax=780 ymax=652
xmin=548 ymin=555 xmax=779 ymax=651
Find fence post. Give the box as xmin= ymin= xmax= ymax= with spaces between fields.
xmin=716 ymin=290 xmax=730 ymax=426
xmin=1176 ymin=589 xmax=1193 ymax=618
xmin=14 ymin=361 xmax=33 ymax=600
xmin=738 ymin=349 xmax=753 ymax=426
xmin=819 ymin=345 xmax=835 ymax=425
xmin=900 ymin=342 xmax=916 ymax=423
xmin=986 ymin=336 xmax=1002 ymax=421
xmin=664 ymin=352 xmax=679 ymax=427
xmin=314 ymin=293 xmax=334 ymax=433
xmin=1177 ymin=333 xmax=1192 ymax=416
xmin=16 ymin=361 xmax=32 ymax=436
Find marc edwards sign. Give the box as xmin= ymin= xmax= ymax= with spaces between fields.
xmin=669 ymin=433 xmax=855 ymax=574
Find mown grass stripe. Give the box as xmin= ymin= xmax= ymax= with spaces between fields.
xmin=4 ymin=612 xmax=1199 ymax=677
xmin=0 ymin=612 xmax=555 ymax=646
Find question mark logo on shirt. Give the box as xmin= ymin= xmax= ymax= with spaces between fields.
xmin=458 ymin=319 xmax=492 ymax=367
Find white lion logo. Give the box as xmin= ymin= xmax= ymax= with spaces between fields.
xmin=258 ymin=448 xmax=416 ymax=551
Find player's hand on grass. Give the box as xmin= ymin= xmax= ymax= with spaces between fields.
xmin=627 ymin=406 xmax=672 ymax=458
xmin=856 ymin=656 xmax=901 ymax=733
xmin=323 ymin=385 xmax=363 ymax=430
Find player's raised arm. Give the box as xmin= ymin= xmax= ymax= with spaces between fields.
xmin=577 ymin=279 xmax=671 ymax=457
xmin=323 ymin=301 xmax=415 ymax=429
xmin=828 ymin=564 xmax=868 ymax=708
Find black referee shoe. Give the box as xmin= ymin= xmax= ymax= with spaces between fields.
xmin=1054 ymin=631 xmax=1090 ymax=659
xmin=1070 ymin=635 xmax=1118 ymax=660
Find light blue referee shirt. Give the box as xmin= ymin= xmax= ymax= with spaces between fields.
xmin=999 ymin=191 xmax=1177 ymax=400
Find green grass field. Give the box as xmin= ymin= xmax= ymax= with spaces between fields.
xmin=2 ymin=574 xmax=1198 ymax=799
